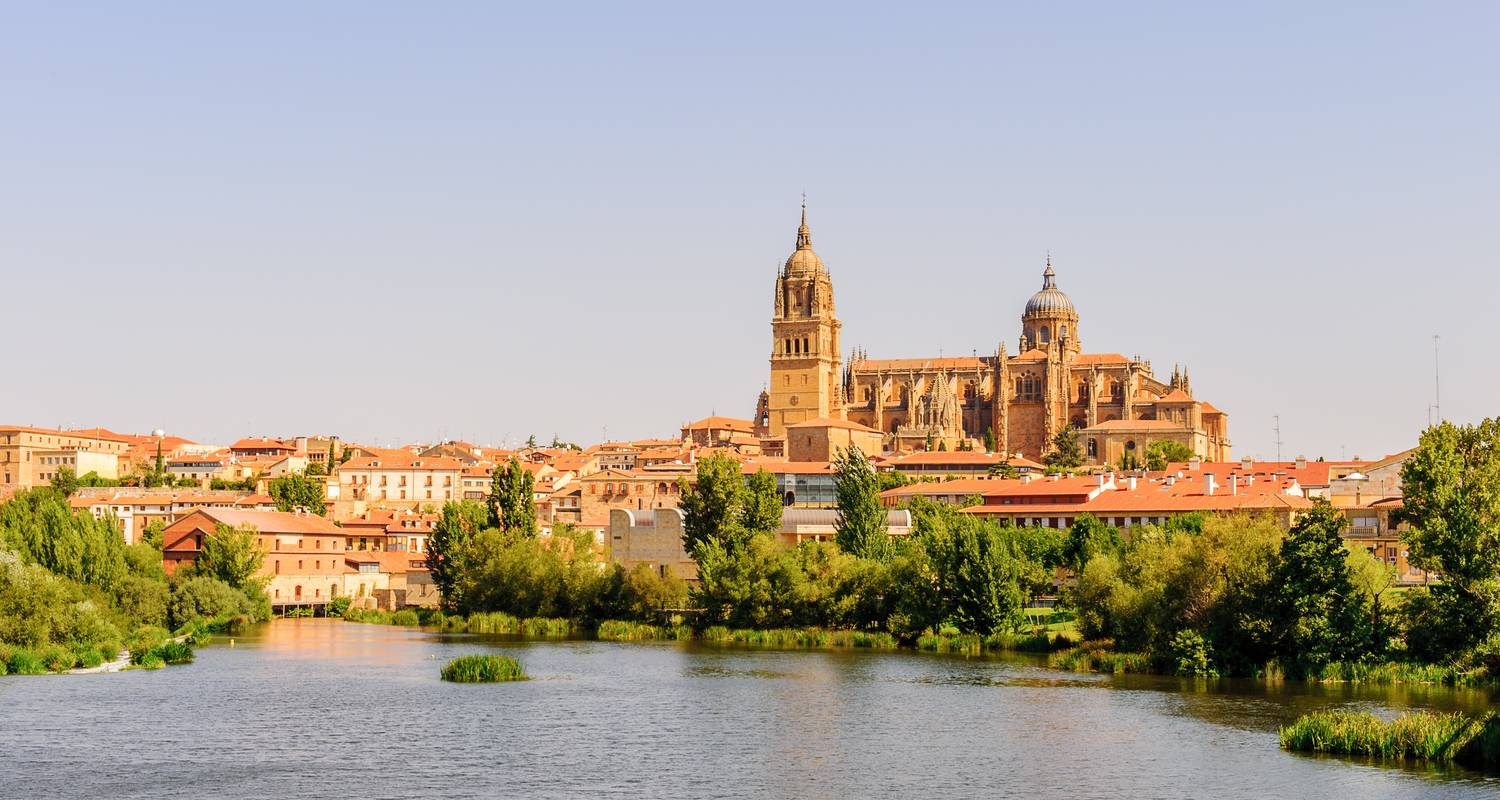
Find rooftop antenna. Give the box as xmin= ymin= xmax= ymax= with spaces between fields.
xmin=1272 ymin=415 xmax=1284 ymax=463
xmin=1433 ymin=334 xmax=1442 ymax=425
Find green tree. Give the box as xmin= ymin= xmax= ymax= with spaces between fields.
xmin=1145 ymin=440 xmax=1195 ymax=471
xmin=303 ymin=460 xmax=326 ymax=477
xmin=742 ymin=468 xmax=783 ymax=537
xmin=1272 ymin=501 xmax=1368 ymax=672
xmin=141 ymin=519 xmax=166 ymax=551
xmin=1396 ymin=418 xmax=1500 ymax=659
xmin=525 ymin=434 xmax=538 ymax=449
xmin=935 ymin=515 xmax=1027 ymax=634
xmin=488 ymin=457 xmax=537 ymax=537
xmin=1045 ymin=425 xmax=1084 ymax=469
xmin=679 ymin=453 xmax=752 ymax=559
xmin=267 ymin=472 xmax=326 ymax=515
xmin=1062 ymin=514 xmax=1121 ymax=575
xmin=987 ymin=461 xmax=1019 ymax=479
xmin=50 ymin=466 xmax=80 ymax=496
xmin=0 ymin=488 xmax=126 ymax=592
xmin=834 ymin=446 xmax=889 ymax=559
xmin=326 ymin=442 xmax=338 ymax=473
xmin=197 ymin=523 xmax=267 ymax=594
xmin=427 ymin=500 xmax=491 ymax=611
xmin=983 ymin=427 xmax=998 ymax=454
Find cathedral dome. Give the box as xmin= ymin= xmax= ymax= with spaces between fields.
xmin=1024 ymin=261 xmax=1075 ymax=316
xmin=784 ymin=203 xmax=825 ymax=276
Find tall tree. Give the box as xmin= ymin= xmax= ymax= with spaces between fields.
xmin=489 ymin=457 xmax=537 ymax=537
xmin=50 ymin=466 xmax=79 ymax=497
xmin=1045 ymin=425 xmax=1084 ymax=470
xmin=834 ymin=446 xmax=889 ymax=559
xmin=742 ymin=468 xmax=783 ymax=537
xmin=197 ymin=522 xmax=267 ymax=593
xmin=1145 ymin=440 xmax=1195 ymax=471
xmin=268 ymin=473 xmax=327 ymax=515
xmin=1396 ymin=418 xmax=1500 ymax=658
xmin=983 ymin=426 xmax=998 ymax=454
xmin=1272 ymin=501 xmax=1368 ymax=672
xmin=426 ymin=500 xmax=490 ymax=611
xmin=679 ymin=453 xmax=752 ymax=559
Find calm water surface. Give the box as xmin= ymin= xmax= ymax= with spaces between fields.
xmin=3 ymin=619 xmax=1498 ymax=799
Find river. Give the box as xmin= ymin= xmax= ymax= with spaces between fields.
xmin=2 ymin=619 xmax=1497 ymax=799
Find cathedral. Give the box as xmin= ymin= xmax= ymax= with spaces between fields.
xmin=753 ymin=205 xmax=1232 ymax=465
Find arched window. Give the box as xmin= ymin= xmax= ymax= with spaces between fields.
xmin=1087 ymin=438 xmax=1098 ymax=458
xmin=1039 ymin=326 xmax=1050 ymax=344
xmin=1077 ymin=382 xmax=1090 ymax=402
xmin=1110 ymin=381 xmax=1123 ymax=401
xmin=1060 ymin=324 xmax=1068 ymax=340
xmin=294 ymin=585 xmax=303 ymax=601
xmin=802 ymin=337 xmax=810 ymax=353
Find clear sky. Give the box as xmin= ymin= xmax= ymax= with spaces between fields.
xmin=3 ymin=2 xmax=1496 ymax=459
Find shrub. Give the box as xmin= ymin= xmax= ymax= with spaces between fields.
xmin=328 ymin=596 xmax=352 ymax=618
xmin=148 ymin=640 xmax=194 ymax=665
xmin=169 ymin=576 xmax=252 ymax=628
xmin=8 ymin=648 xmax=45 ymax=675
xmin=137 ymin=652 xmax=166 ymax=670
xmin=1169 ymin=629 xmax=1217 ymax=677
xmin=441 ymin=654 xmax=527 ymax=683
xmin=127 ymin=626 xmax=172 ymax=663
xmin=71 ymin=643 xmax=105 ymax=669
xmin=38 ymin=644 xmax=77 ymax=672
xmin=391 ymin=609 xmax=421 ymax=626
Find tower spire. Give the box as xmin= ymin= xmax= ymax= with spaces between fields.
xmin=796 ymin=194 xmax=812 ymax=250
xmin=1042 ymin=253 xmax=1056 ymax=289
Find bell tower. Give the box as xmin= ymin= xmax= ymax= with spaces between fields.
xmin=767 ymin=201 xmax=842 ymax=437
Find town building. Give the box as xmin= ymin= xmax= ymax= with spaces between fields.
xmin=162 ymin=508 xmax=350 ymax=610
xmin=72 ymin=488 xmax=276 ymax=544
xmin=881 ymin=451 xmax=1043 ymax=480
xmin=334 ymin=452 xmax=463 ymax=515
xmin=0 ymin=425 xmax=131 ymax=488
xmin=751 ymin=206 xmax=1231 ymax=463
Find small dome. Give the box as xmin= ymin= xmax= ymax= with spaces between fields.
xmin=784 ymin=203 xmax=825 ymax=276
xmin=1024 ymin=261 xmax=1075 ymax=316
xmin=785 ymin=246 xmax=824 ymax=276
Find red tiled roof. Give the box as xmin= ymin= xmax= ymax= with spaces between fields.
xmin=785 ymin=417 xmax=882 ymax=433
xmin=682 ymin=416 xmax=755 ymax=433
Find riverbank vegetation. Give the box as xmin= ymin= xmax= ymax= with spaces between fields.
xmin=0 ymin=488 xmax=270 ymax=673
xmin=1280 ymin=710 xmax=1500 ymax=769
xmin=416 ymin=450 xmax=1082 ymax=652
xmin=440 ymin=654 xmax=526 ymax=682
xmin=371 ymin=420 xmax=1500 ymax=681
xmin=1063 ymin=418 xmax=1500 ymax=684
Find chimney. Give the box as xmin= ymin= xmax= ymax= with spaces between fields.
xmin=1188 ymin=456 xmax=1202 ymax=471
xmin=1241 ymin=456 xmax=1253 ymax=471
xmin=1020 ymin=474 xmax=1033 ymax=485
xmin=1295 ymin=455 xmax=1307 ymax=470
xmin=1166 ymin=475 xmax=1176 ymax=487
xmin=295 ymin=436 xmax=309 ymax=456
xmin=1204 ymin=473 xmax=1217 ymax=496
xmin=1097 ymin=473 xmax=1107 ymax=488
xmin=1127 ymin=476 xmax=1137 ymax=491
xmin=1230 ymin=474 xmax=1239 ymax=495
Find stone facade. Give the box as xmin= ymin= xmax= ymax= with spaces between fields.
xmin=754 ymin=209 xmax=1232 ymax=464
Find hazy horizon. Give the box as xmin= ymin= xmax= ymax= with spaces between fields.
xmin=4 ymin=3 xmax=1495 ymax=460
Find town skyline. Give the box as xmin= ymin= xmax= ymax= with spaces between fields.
xmin=5 ymin=4 xmax=1495 ymax=461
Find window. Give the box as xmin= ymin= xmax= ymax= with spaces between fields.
xmin=1039 ymin=326 xmax=1050 ymax=344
